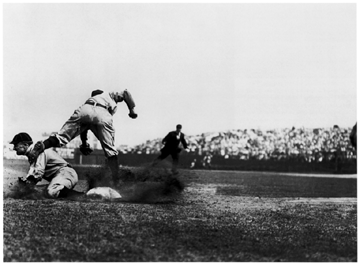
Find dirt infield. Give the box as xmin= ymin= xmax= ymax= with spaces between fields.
xmin=3 ymin=162 xmax=357 ymax=202
xmin=4 ymin=196 xmax=356 ymax=262
xmin=3 ymin=161 xmax=357 ymax=262
xmin=185 ymin=168 xmax=357 ymax=178
xmin=187 ymin=184 xmax=357 ymax=204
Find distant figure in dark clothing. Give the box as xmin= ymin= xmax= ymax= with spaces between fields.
xmin=350 ymin=123 xmax=357 ymax=150
xmin=153 ymin=124 xmax=189 ymax=173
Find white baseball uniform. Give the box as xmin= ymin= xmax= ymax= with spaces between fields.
xmin=53 ymin=91 xmax=128 ymax=158
xmin=21 ymin=144 xmax=78 ymax=198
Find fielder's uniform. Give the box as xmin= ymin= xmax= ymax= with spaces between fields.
xmin=53 ymin=90 xmax=129 ymax=158
xmin=20 ymin=144 xmax=78 ymax=198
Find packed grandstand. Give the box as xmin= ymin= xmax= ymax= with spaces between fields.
xmin=4 ymin=126 xmax=356 ymax=163
xmin=129 ymin=126 xmax=356 ymax=163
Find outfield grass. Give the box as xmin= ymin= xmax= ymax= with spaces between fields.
xmin=3 ymin=161 xmax=357 ymax=262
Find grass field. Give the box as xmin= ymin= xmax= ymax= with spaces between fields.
xmin=3 ymin=159 xmax=357 ymax=262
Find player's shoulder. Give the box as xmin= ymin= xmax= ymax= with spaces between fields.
xmin=44 ymin=148 xmax=62 ymax=157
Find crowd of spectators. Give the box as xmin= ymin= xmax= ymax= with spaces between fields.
xmin=128 ymin=126 xmax=356 ymax=163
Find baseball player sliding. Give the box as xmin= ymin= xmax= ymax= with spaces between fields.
xmin=28 ymin=89 xmax=138 ymax=186
xmin=11 ymin=132 xmax=80 ymax=198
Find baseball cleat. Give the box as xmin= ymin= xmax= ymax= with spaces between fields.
xmin=58 ymin=187 xmax=86 ymax=199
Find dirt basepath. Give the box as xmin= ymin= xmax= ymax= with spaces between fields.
xmin=183 ymin=169 xmax=357 ymax=179
xmin=3 ymin=165 xmax=357 ymax=204
xmin=185 ymin=184 xmax=357 ymax=207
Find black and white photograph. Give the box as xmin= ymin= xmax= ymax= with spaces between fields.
xmin=2 ymin=1 xmax=357 ymax=262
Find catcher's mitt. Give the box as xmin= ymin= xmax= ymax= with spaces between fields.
xmin=79 ymin=143 xmax=93 ymax=155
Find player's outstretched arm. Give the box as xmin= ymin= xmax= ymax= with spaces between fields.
xmin=122 ymin=90 xmax=138 ymax=119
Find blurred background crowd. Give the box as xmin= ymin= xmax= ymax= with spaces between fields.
xmin=4 ymin=126 xmax=356 ymax=164
xmin=129 ymin=126 xmax=356 ymax=163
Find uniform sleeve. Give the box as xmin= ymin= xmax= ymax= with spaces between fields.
xmin=123 ymin=90 xmax=136 ymax=110
xmin=25 ymin=152 xmax=47 ymax=181
xmin=110 ymin=90 xmax=135 ymax=107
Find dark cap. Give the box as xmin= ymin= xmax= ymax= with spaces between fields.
xmin=91 ymin=89 xmax=104 ymax=97
xmin=176 ymin=124 xmax=182 ymax=129
xmin=10 ymin=132 xmax=33 ymax=145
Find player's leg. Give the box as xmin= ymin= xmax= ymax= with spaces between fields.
xmin=46 ymin=167 xmax=81 ymax=198
xmin=152 ymin=148 xmax=170 ymax=166
xmin=90 ymin=114 xmax=120 ymax=185
xmin=170 ymin=152 xmax=180 ymax=174
xmin=29 ymin=107 xmax=85 ymax=162
xmin=53 ymin=107 xmax=87 ymax=147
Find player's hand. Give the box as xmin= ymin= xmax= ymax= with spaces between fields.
xmin=79 ymin=143 xmax=93 ymax=156
xmin=18 ymin=177 xmax=27 ymax=186
xmin=128 ymin=108 xmax=138 ymax=119
xmin=18 ymin=175 xmax=39 ymax=186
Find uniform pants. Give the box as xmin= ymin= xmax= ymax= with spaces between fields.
xmin=53 ymin=104 xmax=118 ymax=157
xmin=47 ymin=167 xmax=78 ymax=198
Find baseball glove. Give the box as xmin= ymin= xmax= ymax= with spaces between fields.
xmin=79 ymin=143 xmax=93 ymax=155
xmin=128 ymin=108 xmax=138 ymax=119
xmin=28 ymin=141 xmax=45 ymax=164
xmin=18 ymin=175 xmax=39 ymax=186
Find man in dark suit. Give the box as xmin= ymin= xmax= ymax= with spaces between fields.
xmin=153 ymin=124 xmax=189 ymax=173
xmin=350 ymin=123 xmax=357 ymax=150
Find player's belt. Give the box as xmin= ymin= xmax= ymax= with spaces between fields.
xmin=85 ymin=101 xmax=109 ymax=111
